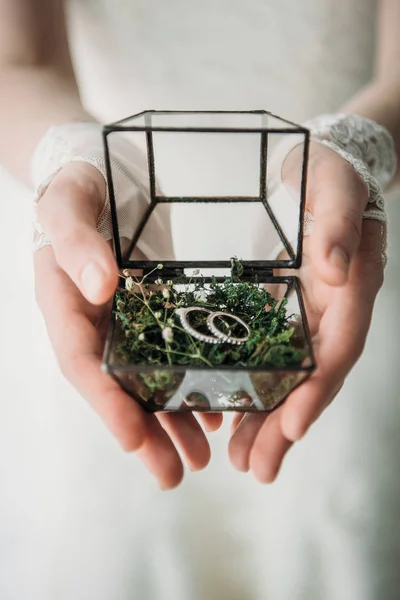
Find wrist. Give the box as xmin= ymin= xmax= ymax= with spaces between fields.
xmin=0 ymin=66 xmax=94 ymax=184
xmin=31 ymin=121 xmax=173 ymax=261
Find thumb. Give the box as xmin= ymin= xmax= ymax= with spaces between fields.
xmin=36 ymin=161 xmax=118 ymax=304
xmin=305 ymin=148 xmax=368 ymax=286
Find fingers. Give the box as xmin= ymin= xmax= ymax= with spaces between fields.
xmin=36 ymin=161 xmax=118 ymax=305
xmin=35 ymin=247 xmax=146 ymax=450
xmin=229 ymin=410 xmax=293 ymax=482
xmin=281 ymin=221 xmax=383 ymax=441
xmin=134 ymin=417 xmax=185 ymax=490
xmin=229 ymin=413 xmax=266 ymax=472
xmin=230 ymin=412 xmax=245 ymax=435
xmin=150 ymin=412 xmax=224 ymax=477
xmin=35 ymin=245 xmax=222 ymax=489
xmin=198 ymin=412 xmax=223 ymax=432
xmin=35 ymin=248 xmax=188 ymax=489
xmin=157 ymin=413 xmax=211 ymax=472
xmin=306 ymin=147 xmax=368 ymax=286
xmin=248 ymin=409 xmax=293 ymax=483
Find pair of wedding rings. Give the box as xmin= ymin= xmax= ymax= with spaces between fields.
xmin=175 ymin=307 xmax=250 ymax=345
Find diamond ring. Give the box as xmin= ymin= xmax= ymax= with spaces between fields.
xmin=176 ymin=307 xmax=250 ymax=345
xmin=207 ymin=311 xmax=250 ymax=345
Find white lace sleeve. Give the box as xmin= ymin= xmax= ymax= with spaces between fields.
xmin=305 ymin=114 xmax=397 ymax=188
xmin=268 ymin=114 xmax=397 ymax=266
xmin=31 ymin=122 xmax=173 ymax=260
xmin=304 ymin=114 xmax=397 ymax=265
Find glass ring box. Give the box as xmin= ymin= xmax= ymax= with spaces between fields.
xmin=101 ymin=110 xmax=315 ymax=412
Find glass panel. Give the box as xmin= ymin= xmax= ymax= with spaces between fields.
xmin=152 ymin=131 xmax=260 ymax=197
xmin=115 ymin=111 xmax=300 ymax=130
xmin=104 ymin=279 xmax=313 ymax=412
xmin=105 ymin=127 xmax=307 ymax=266
xmin=248 ymin=370 xmax=309 ymax=411
xmin=112 ymin=369 xmax=186 ymax=410
xmin=136 ymin=201 xmax=282 ymax=262
xmin=105 ymin=131 xmax=152 ymax=258
xmin=264 ymin=132 xmax=308 ymax=261
xmin=111 ymin=367 xmax=308 ymax=412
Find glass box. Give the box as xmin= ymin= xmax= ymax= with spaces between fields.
xmin=101 ymin=110 xmax=315 ymax=412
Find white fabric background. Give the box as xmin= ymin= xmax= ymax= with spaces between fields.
xmin=1 ymin=1 xmax=400 ymax=599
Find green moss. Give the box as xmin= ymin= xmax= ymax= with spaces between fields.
xmin=114 ymin=260 xmax=305 ymax=369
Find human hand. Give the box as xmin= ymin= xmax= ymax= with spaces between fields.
xmin=34 ymin=161 xmax=222 ymax=490
xmin=229 ymin=142 xmax=384 ymax=482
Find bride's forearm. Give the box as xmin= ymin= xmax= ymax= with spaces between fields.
xmin=0 ymin=66 xmax=95 ymax=185
xmin=341 ymin=80 xmax=400 ymax=185
xmin=341 ymin=0 xmax=400 ymax=185
xmin=0 ymin=0 xmax=95 ymax=185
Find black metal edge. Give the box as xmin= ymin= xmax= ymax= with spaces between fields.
xmin=106 ymin=109 xmax=307 ymax=131
xmin=120 ymin=259 xmax=297 ymax=271
xmin=139 ymin=269 xmax=276 ymax=281
xmin=155 ymin=196 xmax=262 ymax=203
xmin=110 ymin=109 xmax=153 ymax=126
xmin=259 ymin=130 xmax=268 ymax=207
xmin=102 ymin=125 xmax=308 ymax=134
xmin=264 ymin=128 xmax=310 ymax=267
xmin=102 ymin=129 xmax=123 ymax=267
xmin=258 ymin=118 xmax=297 ymax=263
xmin=294 ymin=130 xmax=310 ymax=269
xmin=124 ymin=204 xmax=157 ymax=263
xmin=293 ymin=275 xmax=316 ymax=370
xmin=262 ymin=109 xmax=306 ymax=130
xmin=145 ymin=135 xmax=157 ymax=199
xmin=138 ymin=109 xmax=269 ymax=116
xmin=123 ymin=120 xmax=158 ymax=261
xmin=159 ymin=403 xmax=287 ymax=414
xmin=262 ymin=200 xmax=296 ymax=262
xmin=110 ymin=109 xmax=268 ymax=127
xmin=283 ymin=276 xmax=297 ymax=302
xmin=101 ymin=292 xmax=119 ymax=373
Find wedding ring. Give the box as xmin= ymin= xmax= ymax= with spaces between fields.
xmin=176 ymin=307 xmax=221 ymax=344
xmin=207 ymin=311 xmax=250 ymax=345
xmin=176 ymin=307 xmax=250 ymax=345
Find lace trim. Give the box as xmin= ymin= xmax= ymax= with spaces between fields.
xmin=31 ymin=122 xmax=172 ymax=259
xmin=304 ymin=113 xmax=397 ymax=189
xmin=303 ymin=114 xmax=398 ymax=266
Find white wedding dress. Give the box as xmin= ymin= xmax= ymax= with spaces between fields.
xmin=1 ymin=1 xmax=400 ymax=599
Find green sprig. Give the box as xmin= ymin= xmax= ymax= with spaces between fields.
xmin=114 ymin=260 xmax=305 ymax=369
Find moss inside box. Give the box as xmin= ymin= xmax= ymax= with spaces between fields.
xmin=113 ymin=259 xmax=306 ymax=371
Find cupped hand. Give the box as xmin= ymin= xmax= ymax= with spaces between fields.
xmin=34 ymin=161 xmax=222 ymax=490
xmin=229 ymin=143 xmax=384 ymax=482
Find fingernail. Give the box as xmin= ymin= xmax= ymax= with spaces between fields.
xmin=330 ymin=246 xmax=350 ymax=273
xmin=81 ymin=261 xmax=106 ymax=301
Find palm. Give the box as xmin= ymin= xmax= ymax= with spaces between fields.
xmin=300 ymin=238 xmax=342 ymax=338
xmin=34 ymin=161 xmax=223 ymax=491
xmin=34 ymin=150 xmax=384 ymax=487
xmin=228 ymin=146 xmax=384 ymax=483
